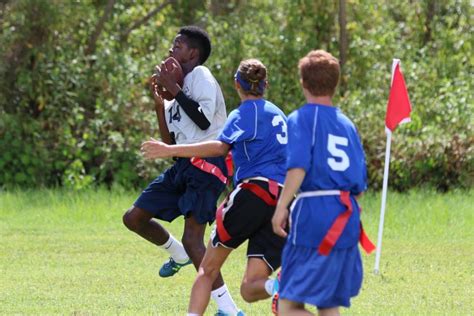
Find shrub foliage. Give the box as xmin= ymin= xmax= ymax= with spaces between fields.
xmin=0 ymin=0 xmax=472 ymax=190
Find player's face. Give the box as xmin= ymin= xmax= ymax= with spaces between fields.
xmin=168 ymin=34 xmax=195 ymax=65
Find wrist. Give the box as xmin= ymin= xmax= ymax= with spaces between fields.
xmin=169 ymin=84 xmax=181 ymax=98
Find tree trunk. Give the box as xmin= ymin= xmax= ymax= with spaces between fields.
xmin=423 ymin=0 xmax=436 ymax=44
xmin=120 ymin=0 xmax=176 ymax=43
xmin=338 ymin=0 xmax=348 ymax=95
xmin=85 ymin=0 xmax=116 ymax=56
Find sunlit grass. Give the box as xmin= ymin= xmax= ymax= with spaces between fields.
xmin=0 ymin=188 xmax=472 ymax=315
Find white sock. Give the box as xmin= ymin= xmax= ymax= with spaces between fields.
xmin=211 ymin=284 xmax=238 ymax=314
xmin=160 ymin=234 xmax=189 ymax=263
xmin=187 ymin=314 xmax=200 ymax=316
xmin=265 ymin=278 xmax=275 ymax=296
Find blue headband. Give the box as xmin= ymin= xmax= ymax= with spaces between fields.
xmin=234 ymin=71 xmax=265 ymax=94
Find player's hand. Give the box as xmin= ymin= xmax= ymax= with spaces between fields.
xmin=149 ymin=73 xmax=164 ymax=109
xmin=140 ymin=138 xmax=172 ymax=160
xmin=272 ymin=204 xmax=289 ymax=238
xmin=154 ymin=63 xmax=179 ymax=97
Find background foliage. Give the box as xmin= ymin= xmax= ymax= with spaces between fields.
xmin=0 ymin=0 xmax=472 ymax=190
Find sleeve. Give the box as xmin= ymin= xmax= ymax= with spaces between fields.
xmin=174 ymin=91 xmax=210 ymax=130
xmin=188 ymin=67 xmax=219 ymax=123
xmin=352 ymin=130 xmax=368 ymax=195
xmin=286 ymin=110 xmax=313 ymax=172
xmin=217 ymin=107 xmax=256 ymax=145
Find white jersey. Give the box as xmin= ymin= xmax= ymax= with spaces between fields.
xmin=164 ymin=65 xmax=227 ymax=144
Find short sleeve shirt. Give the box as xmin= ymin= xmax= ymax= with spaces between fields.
xmin=218 ymin=99 xmax=287 ymax=184
xmin=286 ymin=104 xmax=368 ymax=249
xmin=164 ymin=66 xmax=227 ymax=144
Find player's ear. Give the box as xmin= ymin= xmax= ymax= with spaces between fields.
xmin=234 ymin=80 xmax=240 ymax=91
xmin=189 ymin=47 xmax=199 ymax=63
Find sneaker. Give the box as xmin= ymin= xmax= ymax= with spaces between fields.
xmin=158 ymin=257 xmax=192 ymax=278
xmin=271 ymin=273 xmax=281 ymax=315
xmin=214 ymin=310 xmax=245 ymax=316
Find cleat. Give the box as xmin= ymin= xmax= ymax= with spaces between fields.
xmin=158 ymin=257 xmax=192 ymax=278
xmin=271 ymin=272 xmax=281 ymax=315
xmin=215 ymin=309 xmax=245 ymax=316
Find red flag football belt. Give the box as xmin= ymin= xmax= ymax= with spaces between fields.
xmin=190 ymin=157 xmax=227 ymax=184
xmin=297 ymin=190 xmax=375 ymax=256
xmin=216 ymin=179 xmax=279 ymax=243
xmin=225 ymin=152 xmax=234 ymax=177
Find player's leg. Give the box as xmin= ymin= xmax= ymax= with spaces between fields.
xmin=183 ymin=216 xmax=239 ymax=315
xmin=182 ymin=215 xmax=207 ymax=269
xmin=240 ymin=257 xmax=272 ymax=302
xmin=239 ymin=182 xmax=286 ymax=304
xmin=123 ymin=165 xmax=191 ymax=275
xmin=123 ymin=205 xmax=190 ymax=269
xmin=188 ymin=241 xmax=232 ymax=314
xmin=122 ymin=205 xmax=169 ymax=245
xmin=279 ymin=299 xmax=312 ymax=316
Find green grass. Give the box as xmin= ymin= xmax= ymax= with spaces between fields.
xmin=0 ymin=188 xmax=473 ymax=315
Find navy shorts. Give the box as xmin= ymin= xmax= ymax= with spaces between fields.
xmin=134 ymin=157 xmax=227 ymax=225
xmin=279 ymin=243 xmax=362 ymax=308
xmin=210 ymin=179 xmax=286 ymax=271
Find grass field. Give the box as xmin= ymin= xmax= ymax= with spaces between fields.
xmin=0 ymin=188 xmax=473 ymax=315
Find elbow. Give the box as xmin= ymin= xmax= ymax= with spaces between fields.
xmin=217 ymin=142 xmax=230 ymax=156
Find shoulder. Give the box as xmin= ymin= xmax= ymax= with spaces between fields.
xmin=263 ymin=100 xmax=287 ymax=118
xmin=336 ymin=108 xmax=357 ymax=129
xmin=189 ymin=65 xmax=214 ymax=80
xmin=288 ymin=105 xmax=310 ymax=122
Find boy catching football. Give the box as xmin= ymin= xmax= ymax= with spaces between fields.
xmin=123 ymin=26 xmax=240 ymax=315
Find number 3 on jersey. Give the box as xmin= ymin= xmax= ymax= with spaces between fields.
xmin=272 ymin=115 xmax=288 ymax=144
xmin=327 ymin=134 xmax=350 ymax=171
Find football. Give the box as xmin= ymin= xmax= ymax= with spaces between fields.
xmin=155 ymin=57 xmax=184 ymax=101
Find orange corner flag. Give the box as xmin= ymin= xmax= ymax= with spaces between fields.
xmin=385 ymin=60 xmax=412 ymax=132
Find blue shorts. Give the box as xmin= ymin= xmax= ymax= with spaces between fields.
xmin=134 ymin=157 xmax=227 ymax=225
xmin=279 ymin=243 xmax=362 ymax=309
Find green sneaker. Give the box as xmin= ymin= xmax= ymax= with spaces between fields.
xmin=158 ymin=257 xmax=192 ymax=278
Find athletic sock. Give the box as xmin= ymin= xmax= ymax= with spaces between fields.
xmin=265 ymin=278 xmax=275 ymax=296
xmin=160 ymin=234 xmax=189 ymax=264
xmin=211 ymin=284 xmax=238 ymax=314
xmin=186 ymin=314 xmax=200 ymax=316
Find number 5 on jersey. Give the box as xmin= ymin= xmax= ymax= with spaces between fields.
xmin=327 ymin=134 xmax=350 ymax=171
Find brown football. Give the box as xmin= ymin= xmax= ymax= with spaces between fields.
xmin=155 ymin=57 xmax=184 ymax=101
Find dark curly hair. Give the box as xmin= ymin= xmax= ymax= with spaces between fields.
xmin=178 ymin=26 xmax=212 ymax=65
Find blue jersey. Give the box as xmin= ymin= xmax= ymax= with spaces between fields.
xmin=218 ymin=99 xmax=287 ymax=184
xmin=286 ymin=103 xmax=368 ymax=249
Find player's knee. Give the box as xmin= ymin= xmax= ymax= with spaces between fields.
xmin=197 ymin=263 xmax=220 ymax=280
xmin=240 ymin=283 xmax=258 ymax=303
xmin=122 ymin=208 xmax=143 ymax=232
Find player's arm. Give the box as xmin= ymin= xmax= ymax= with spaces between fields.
xmin=156 ymin=64 xmax=211 ymax=130
xmin=150 ymin=74 xmax=174 ymax=145
xmin=174 ymin=92 xmax=210 ymax=130
xmin=141 ymin=139 xmax=230 ymax=159
xmin=272 ymin=168 xmax=306 ymax=238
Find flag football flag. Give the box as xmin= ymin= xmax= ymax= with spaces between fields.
xmin=385 ymin=60 xmax=412 ymax=132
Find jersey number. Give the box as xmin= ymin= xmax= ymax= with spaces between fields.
xmin=272 ymin=115 xmax=288 ymax=144
xmin=168 ymin=106 xmax=181 ymax=123
xmin=327 ymin=134 xmax=350 ymax=171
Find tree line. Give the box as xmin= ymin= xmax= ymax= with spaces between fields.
xmin=0 ymin=0 xmax=472 ymax=191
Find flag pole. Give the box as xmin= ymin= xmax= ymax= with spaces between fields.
xmin=374 ymin=58 xmax=411 ymax=274
xmin=374 ymin=129 xmax=392 ymax=274
xmin=374 ymin=59 xmax=399 ymax=274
